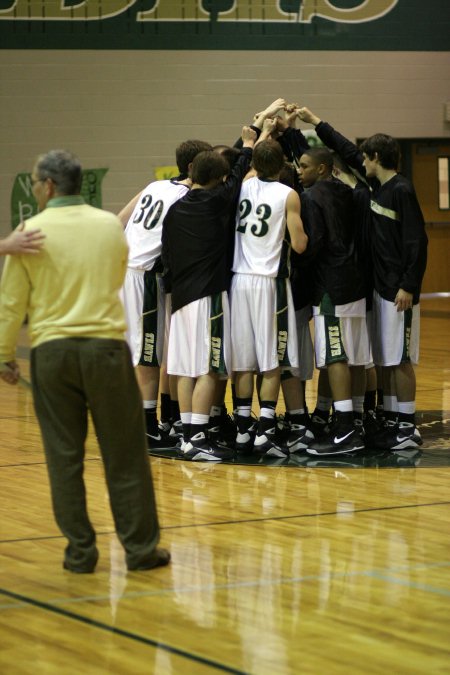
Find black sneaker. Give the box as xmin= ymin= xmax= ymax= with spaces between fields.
xmin=307 ymin=414 xmax=365 ymax=456
xmin=275 ymin=414 xmax=291 ymax=445
xmin=146 ymin=430 xmax=180 ymax=450
xmin=180 ymin=438 xmax=234 ymax=462
xmin=253 ymin=428 xmax=289 ymax=458
xmin=220 ymin=413 xmax=238 ymax=440
xmin=158 ymin=421 xmax=172 ymax=435
xmin=371 ymin=421 xmax=423 ymax=451
xmin=310 ymin=414 xmax=330 ymax=441
xmin=285 ymin=424 xmax=315 ymax=453
xmin=169 ymin=419 xmax=183 ymax=441
xmin=208 ymin=414 xmax=237 ymax=450
xmin=375 ymin=405 xmax=385 ymax=422
xmin=235 ymin=415 xmax=256 ymax=454
xmin=362 ymin=410 xmax=380 ymax=443
xmin=364 ymin=419 xmax=396 ymax=449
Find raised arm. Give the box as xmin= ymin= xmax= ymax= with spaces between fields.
xmin=297 ymin=106 xmax=367 ymax=177
xmin=275 ymin=104 xmax=310 ymax=165
xmin=252 ymin=98 xmax=287 ymax=130
xmin=256 ymin=118 xmax=278 ymax=144
xmin=221 ymin=126 xmax=257 ymax=199
xmin=233 ymin=99 xmax=286 ymax=149
xmin=286 ymin=189 xmax=308 ymax=254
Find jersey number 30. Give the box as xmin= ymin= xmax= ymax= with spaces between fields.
xmin=133 ymin=194 xmax=164 ymax=230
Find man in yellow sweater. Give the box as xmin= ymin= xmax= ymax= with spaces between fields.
xmin=0 ymin=149 xmax=170 ymax=573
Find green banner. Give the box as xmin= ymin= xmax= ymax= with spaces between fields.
xmin=10 ymin=169 xmax=108 ymax=230
xmin=0 ymin=0 xmax=448 ymax=51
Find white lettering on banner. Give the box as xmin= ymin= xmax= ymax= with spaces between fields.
xmin=300 ymin=0 xmax=399 ymax=24
xmin=206 ymin=1 xmax=297 ymax=22
xmin=18 ymin=202 xmax=34 ymax=222
xmin=138 ymin=0 xmax=209 ymax=21
xmin=0 ymin=0 xmax=136 ymax=20
xmin=0 ymin=0 xmax=399 ymax=23
xmin=18 ymin=176 xmax=33 ymax=198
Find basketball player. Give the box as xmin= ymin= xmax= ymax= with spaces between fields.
xmin=296 ymin=147 xmax=370 ymax=456
xmin=162 ymin=127 xmax=260 ymax=461
xmin=297 ymin=107 xmax=427 ymax=450
xmin=120 ymin=140 xmax=212 ymax=449
xmin=231 ymin=138 xmax=308 ymax=459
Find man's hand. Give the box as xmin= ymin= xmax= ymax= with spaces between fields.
xmin=297 ymin=107 xmax=321 ymax=126
xmin=285 ymin=107 xmax=300 ymax=128
xmin=241 ymin=125 xmax=258 ymax=148
xmin=1 ymin=223 xmax=45 ymax=255
xmin=273 ymin=104 xmax=302 ymax=132
xmin=253 ymin=98 xmax=287 ymax=129
xmin=258 ymin=118 xmax=278 ymax=141
xmin=261 ymin=98 xmax=287 ymax=118
xmin=0 ymin=361 xmax=20 ymax=385
xmin=394 ymin=288 xmax=413 ymax=312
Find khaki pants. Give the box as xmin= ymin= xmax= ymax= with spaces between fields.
xmin=31 ymin=337 xmax=159 ymax=571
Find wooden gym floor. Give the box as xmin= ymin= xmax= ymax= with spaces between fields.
xmin=0 ymin=298 xmax=449 ymax=674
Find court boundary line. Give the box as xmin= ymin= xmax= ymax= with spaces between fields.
xmin=1 ymin=500 xmax=449 ymax=545
xmin=0 ymin=587 xmax=247 ymax=675
xmin=2 ymin=561 xmax=450 ymax=613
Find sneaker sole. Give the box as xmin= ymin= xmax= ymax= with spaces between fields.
xmin=254 ymin=444 xmax=289 ymax=458
xmin=146 ymin=435 xmax=179 ymax=449
xmin=181 ymin=451 xmax=224 ymax=462
xmin=235 ymin=442 xmax=255 ymax=454
xmin=307 ymin=443 xmax=365 ymax=456
xmin=287 ymin=441 xmax=309 ymax=453
xmin=265 ymin=447 xmax=289 ymax=458
xmin=191 ymin=453 xmax=224 ymax=462
xmin=390 ymin=438 xmax=423 ymax=450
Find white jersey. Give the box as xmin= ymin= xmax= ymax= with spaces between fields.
xmin=125 ymin=179 xmax=189 ymax=270
xmin=232 ymin=177 xmax=292 ymax=277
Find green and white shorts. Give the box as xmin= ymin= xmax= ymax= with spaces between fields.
xmin=371 ymin=290 xmax=420 ymax=366
xmin=230 ymin=274 xmax=299 ymax=373
xmin=313 ymin=294 xmax=370 ymax=368
xmin=121 ymin=267 xmax=166 ymax=368
xmin=167 ymin=292 xmax=230 ymax=378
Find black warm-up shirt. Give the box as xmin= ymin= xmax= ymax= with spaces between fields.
xmin=368 ymin=174 xmax=427 ymax=304
xmin=315 ymin=121 xmax=428 ymax=304
xmin=162 ymin=148 xmax=252 ymax=313
xmin=300 ymin=178 xmax=366 ymax=307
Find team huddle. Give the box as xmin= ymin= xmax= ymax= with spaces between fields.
xmin=119 ymin=98 xmax=428 ymax=461
xmin=0 ymin=99 xmax=429 ymax=571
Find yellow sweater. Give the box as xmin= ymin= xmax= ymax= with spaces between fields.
xmin=0 ymin=197 xmax=128 ymax=362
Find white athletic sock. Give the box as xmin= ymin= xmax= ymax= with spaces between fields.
xmin=334 ymin=399 xmax=353 ymax=414
xmin=398 ymin=401 xmax=415 ymax=415
xmin=190 ymin=413 xmax=209 ymax=426
xmin=383 ymin=394 xmax=398 ymax=413
xmin=143 ymin=400 xmax=157 ymax=410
